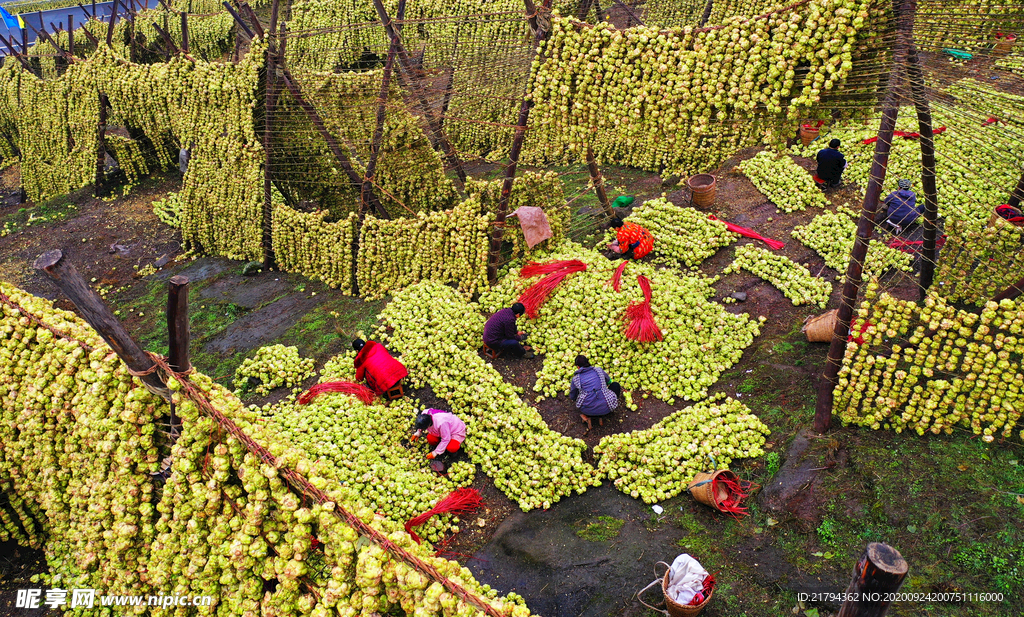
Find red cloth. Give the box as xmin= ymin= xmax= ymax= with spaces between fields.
xmin=353 ymin=341 xmax=408 ymax=394
xmin=616 ymin=222 xmax=654 ymax=259
xmin=427 ymin=433 xmax=463 ymax=453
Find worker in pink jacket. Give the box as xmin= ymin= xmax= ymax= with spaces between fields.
xmin=411 ymin=409 xmax=466 ymax=467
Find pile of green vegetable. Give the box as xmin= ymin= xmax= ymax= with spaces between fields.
xmin=724 ymin=244 xmax=833 ymax=308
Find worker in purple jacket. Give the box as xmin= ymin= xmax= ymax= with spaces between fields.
xmin=483 ymin=302 xmax=534 ymax=359
xmin=568 ymin=355 xmax=620 ymax=429
xmin=880 ymin=179 xmax=922 ymax=235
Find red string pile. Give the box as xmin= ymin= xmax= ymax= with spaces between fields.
xmin=404 ymin=488 xmax=484 ymax=543
xmin=610 ymin=261 xmax=629 ymax=291
xmin=624 ymin=275 xmax=663 ymax=342
xmin=298 ymin=381 xmax=376 ymax=405
xmin=517 ymin=260 xmax=587 ymax=318
xmin=689 ymin=573 xmax=717 ymax=605
xmin=708 ymin=214 xmax=785 ymax=250
xmin=714 ymin=474 xmax=754 ymax=517
xmin=519 ymin=259 xmax=583 ymax=278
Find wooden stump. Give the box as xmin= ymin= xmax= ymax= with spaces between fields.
xmin=837 ymin=543 xmax=909 ymax=617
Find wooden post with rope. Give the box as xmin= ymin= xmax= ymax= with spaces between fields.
xmin=34 ymin=250 xmax=171 ymax=401
xmin=905 ymin=44 xmax=938 ymax=299
xmin=814 ymin=0 xmax=913 ymax=433
xmin=836 ymin=543 xmax=908 ymax=617
xmin=261 ymin=0 xmax=280 ymax=268
xmin=486 ymin=0 xmax=554 ymax=285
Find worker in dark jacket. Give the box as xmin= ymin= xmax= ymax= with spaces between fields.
xmin=568 ymin=355 xmax=620 ymax=429
xmin=881 ymin=179 xmax=922 ymax=234
xmin=483 ymin=302 xmax=534 ymax=358
xmin=815 ymin=139 xmax=846 ymax=190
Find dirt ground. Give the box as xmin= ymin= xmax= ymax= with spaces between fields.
xmin=1 ymin=146 xmax=1022 ymax=617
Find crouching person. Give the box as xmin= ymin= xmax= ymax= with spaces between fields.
xmin=568 ymin=355 xmax=620 ymax=429
xmin=412 ymin=409 xmax=466 ymax=471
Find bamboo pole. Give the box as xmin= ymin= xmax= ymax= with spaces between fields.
xmin=34 ymin=250 xmax=171 ymax=401
xmin=837 ymin=543 xmax=908 ymax=617
xmin=814 ymin=0 xmax=912 ymax=433
xmin=371 ymin=0 xmax=468 ymax=190
xmin=905 ymin=44 xmax=938 ymax=298
xmin=486 ymin=0 xmax=553 ymax=284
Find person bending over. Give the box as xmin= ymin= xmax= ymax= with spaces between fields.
xmin=607 ymin=217 xmax=654 ymax=260
xmin=483 ymin=302 xmax=534 ymax=358
xmin=568 ymin=355 xmax=621 ymax=429
xmin=411 ymin=409 xmax=466 ymax=468
xmin=352 ymin=338 xmax=408 ymax=395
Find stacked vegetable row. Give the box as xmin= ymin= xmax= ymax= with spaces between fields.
xmin=479 ymin=243 xmax=764 ymax=404
xmin=610 ymin=197 xmax=739 ymax=266
xmin=525 ymin=0 xmax=880 ymax=177
xmin=595 ymin=396 xmax=769 ymax=503
xmin=792 ymin=204 xmax=913 ymax=275
xmin=738 ymin=151 xmax=830 ymax=213
xmin=378 ymin=280 xmax=603 ymax=511
xmin=273 ymin=207 xmax=357 ymax=292
xmin=835 ymin=283 xmax=1024 ymax=443
xmin=0 ymin=281 xmax=536 ymax=617
xmin=935 ymin=216 xmax=1024 ymax=306
xmin=356 ymin=197 xmax=492 ymax=300
xmin=724 ymin=244 xmax=833 ymax=308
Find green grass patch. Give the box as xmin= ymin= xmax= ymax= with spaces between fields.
xmin=0 ymin=195 xmax=79 ymax=236
xmin=574 ymin=515 xmax=625 ymax=542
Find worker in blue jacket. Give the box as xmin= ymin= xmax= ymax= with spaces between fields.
xmin=881 ymin=179 xmax=922 ymax=234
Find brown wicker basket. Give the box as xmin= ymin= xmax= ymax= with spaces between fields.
xmin=799 ymin=125 xmax=820 ymax=147
xmin=687 ymin=470 xmax=736 ymax=511
xmin=637 ymin=561 xmax=714 ymax=617
xmin=802 ymin=309 xmax=838 ymax=343
xmin=687 ymin=174 xmax=717 ymax=209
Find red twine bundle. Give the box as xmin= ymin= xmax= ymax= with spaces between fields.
xmin=690 ymin=573 xmax=717 ymax=605
xmin=298 ymin=381 xmax=376 ymax=405
xmin=714 ymin=474 xmax=753 ymax=518
xmin=624 ymin=275 xmax=663 ymax=342
xmin=610 ymin=261 xmax=629 ymax=292
xmin=404 ymin=488 xmax=484 ymax=543
xmin=519 ymin=259 xmax=583 ymax=278
xmin=517 ymin=260 xmax=587 ymax=318
xmin=708 ymin=214 xmax=785 ymax=250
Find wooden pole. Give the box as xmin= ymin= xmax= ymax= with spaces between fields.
xmin=92 ymin=0 xmax=96 ymax=18
xmin=106 ymin=0 xmax=118 ymax=46
xmin=371 ymin=0 xmax=468 ymax=190
xmin=905 ymin=45 xmax=938 ymax=299
xmin=576 ymin=0 xmax=593 ymax=21
xmin=486 ymin=0 xmax=553 ymax=284
xmin=992 ymin=276 xmax=1024 ymax=302
xmin=21 ymin=27 xmax=28 ymax=55
xmin=180 ymin=12 xmax=188 ymax=55
xmin=68 ymin=15 xmax=74 ymax=56
xmin=34 ymin=250 xmax=171 ymax=401
xmin=362 ymin=43 xmax=398 ymax=217
xmin=586 ymin=146 xmax=614 ymax=219
xmin=95 ymin=92 xmax=108 ymax=197
xmin=814 ymin=0 xmax=911 ymax=433
xmin=1009 ymin=170 xmax=1024 ymax=208
xmin=699 ymin=0 xmax=715 ymax=27
xmin=612 ymin=0 xmax=644 ymax=26
xmin=261 ymin=0 xmax=280 ymax=268
xmin=836 ymin=543 xmax=908 ymax=617
xmin=167 ymin=276 xmax=190 ymax=373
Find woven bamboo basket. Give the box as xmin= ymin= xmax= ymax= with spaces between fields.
xmin=687 ymin=174 xmax=717 ymax=208
xmin=988 ymin=206 xmax=1022 ymax=229
xmin=802 ymin=309 xmax=838 ymax=343
xmin=687 ymin=470 xmax=736 ymax=511
xmin=799 ymin=125 xmax=820 ymax=147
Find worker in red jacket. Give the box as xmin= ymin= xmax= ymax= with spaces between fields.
xmin=608 ymin=218 xmax=654 ymax=260
xmin=352 ymin=339 xmax=408 ymax=394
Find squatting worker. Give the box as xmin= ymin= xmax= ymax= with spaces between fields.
xmin=352 ymin=338 xmax=408 ymax=395
xmin=483 ymin=302 xmax=535 ymax=359
xmin=608 ymin=217 xmax=654 ymax=260
xmin=881 ymin=179 xmax=923 ymax=234
xmin=568 ymin=355 xmax=621 ymax=429
xmin=815 ymin=139 xmax=847 ymax=190
xmin=411 ymin=409 xmax=466 ymax=462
